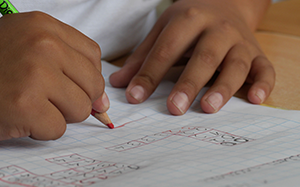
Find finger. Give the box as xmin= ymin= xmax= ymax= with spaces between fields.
xmin=167 ymin=29 xmax=238 ymax=115
xmin=56 ymin=24 xmax=102 ymax=71
xmin=44 ymin=36 xmax=105 ymax=104
xmin=29 ymin=100 xmax=67 ymax=140
xmin=53 ymin=17 xmax=102 ymax=70
xmin=247 ymin=56 xmax=275 ymax=104
xmin=48 ymin=71 xmax=92 ymax=123
xmin=200 ymin=44 xmax=253 ymax=113
xmin=39 ymin=39 xmax=104 ymax=122
xmin=124 ymin=14 xmax=207 ymax=104
xmin=109 ymin=13 xmax=167 ymax=88
xmin=0 ymin=96 xmax=66 ymax=141
xmin=92 ymin=92 xmax=110 ymax=113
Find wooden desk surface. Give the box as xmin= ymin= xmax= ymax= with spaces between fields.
xmin=112 ymin=0 xmax=300 ymax=111
xmin=255 ymin=0 xmax=300 ymax=110
xmin=258 ymin=0 xmax=300 ymax=37
xmin=236 ymin=32 xmax=300 ymax=110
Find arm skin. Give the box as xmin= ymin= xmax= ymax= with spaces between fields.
xmin=227 ymin=0 xmax=271 ymax=31
xmin=173 ymin=0 xmax=271 ymax=31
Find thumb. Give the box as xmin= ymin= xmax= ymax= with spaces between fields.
xmin=92 ymin=92 xmax=110 ymax=113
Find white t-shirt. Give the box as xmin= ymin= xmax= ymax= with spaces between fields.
xmin=10 ymin=0 xmax=162 ymax=60
xmin=9 ymin=0 xmax=283 ymax=60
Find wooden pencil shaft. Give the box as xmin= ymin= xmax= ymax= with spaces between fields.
xmin=93 ymin=112 xmax=112 ymax=125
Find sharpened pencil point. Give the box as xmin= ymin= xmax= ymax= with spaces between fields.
xmin=91 ymin=109 xmax=114 ymax=129
xmin=107 ymin=123 xmax=114 ymax=129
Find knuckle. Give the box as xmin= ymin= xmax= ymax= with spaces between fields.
xmin=27 ymin=32 xmax=60 ymax=53
xmin=10 ymin=81 xmax=43 ymax=118
xmin=136 ymin=73 xmax=157 ymax=89
xmin=230 ymin=58 xmax=250 ymax=74
xmin=239 ymin=40 xmax=255 ymax=51
xmin=21 ymin=62 xmax=53 ymax=88
xmin=89 ymin=77 xmax=104 ymax=102
xmin=25 ymin=11 xmax=52 ymax=22
xmin=152 ymin=45 xmax=173 ymax=64
xmin=180 ymin=78 xmax=199 ymax=95
xmin=216 ymin=83 xmax=232 ymax=96
xmin=11 ymin=100 xmax=38 ymax=128
xmin=183 ymin=7 xmax=201 ymax=19
xmin=91 ymin=41 xmax=102 ymax=59
xmin=11 ymin=90 xmax=36 ymax=115
xmin=195 ymin=50 xmax=218 ymax=69
xmin=91 ymin=42 xmax=102 ymax=70
xmin=219 ymin=20 xmax=236 ymax=33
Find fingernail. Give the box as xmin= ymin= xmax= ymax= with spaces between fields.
xmin=92 ymin=92 xmax=110 ymax=112
xmin=255 ymin=89 xmax=266 ymax=103
xmin=171 ymin=92 xmax=189 ymax=114
xmin=129 ymin=85 xmax=145 ymax=102
xmin=102 ymin=92 xmax=110 ymax=109
xmin=206 ymin=92 xmax=223 ymax=112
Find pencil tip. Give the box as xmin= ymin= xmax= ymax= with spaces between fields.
xmin=91 ymin=109 xmax=97 ymax=116
xmin=107 ymin=123 xmax=114 ymax=129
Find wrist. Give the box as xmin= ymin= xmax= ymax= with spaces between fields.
xmin=173 ymin=0 xmax=271 ymax=31
xmin=231 ymin=0 xmax=271 ymax=31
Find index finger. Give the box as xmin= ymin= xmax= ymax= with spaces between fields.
xmin=125 ymin=12 xmax=206 ymax=104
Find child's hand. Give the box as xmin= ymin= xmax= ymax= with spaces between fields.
xmin=110 ymin=0 xmax=275 ymax=115
xmin=0 ymin=12 xmax=107 ymax=140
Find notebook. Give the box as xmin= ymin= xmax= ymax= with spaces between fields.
xmin=0 ymin=61 xmax=299 ymax=187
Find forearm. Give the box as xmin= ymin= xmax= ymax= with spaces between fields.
xmin=172 ymin=0 xmax=271 ymax=31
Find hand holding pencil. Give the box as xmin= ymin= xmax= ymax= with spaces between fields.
xmin=0 ymin=1 xmax=113 ymax=141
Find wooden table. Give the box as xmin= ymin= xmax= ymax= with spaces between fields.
xmin=237 ymin=32 xmax=300 ymax=110
xmin=258 ymin=0 xmax=300 ymax=37
xmin=112 ymin=0 xmax=300 ymax=110
xmin=253 ymin=0 xmax=300 ymax=110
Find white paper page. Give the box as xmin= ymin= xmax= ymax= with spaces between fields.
xmin=0 ymin=61 xmax=300 ymax=187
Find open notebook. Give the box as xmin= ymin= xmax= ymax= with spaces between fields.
xmin=0 ymin=62 xmax=300 ymax=187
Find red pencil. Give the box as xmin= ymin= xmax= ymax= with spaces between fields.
xmin=91 ymin=109 xmax=114 ymax=129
